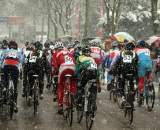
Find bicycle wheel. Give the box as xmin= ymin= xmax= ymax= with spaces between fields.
xmin=66 ymin=93 xmax=73 ymax=126
xmin=9 ymin=100 xmax=14 ymax=119
xmin=25 ymin=82 xmax=29 ymax=101
xmin=146 ymin=84 xmax=155 ymax=111
xmin=116 ymin=91 xmax=122 ymax=109
xmin=77 ymin=98 xmax=84 ymax=123
xmin=33 ymin=86 xmax=38 ymax=115
xmin=124 ymin=103 xmax=133 ymax=125
xmin=9 ymin=91 xmax=14 ymax=119
xmin=110 ymin=90 xmax=117 ymax=102
xmin=86 ymin=94 xmax=96 ymax=130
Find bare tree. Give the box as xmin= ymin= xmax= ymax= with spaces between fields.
xmin=103 ymin=0 xmax=124 ymax=34
xmin=48 ymin=0 xmax=75 ymax=35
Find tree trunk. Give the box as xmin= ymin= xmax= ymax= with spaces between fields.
xmin=54 ymin=11 xmax=58 ymax=39
xmin=84 ymin=0 xmax=89 ymax=37
xmin=47 ymin=0 xmax=50 ymax=40
xmin=151 ymin=0 xmax=158 ymax=34
xmin=41 ymin=15 xmax=45 ymax=42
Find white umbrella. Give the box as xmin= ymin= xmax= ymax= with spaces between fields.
xmin=146 ymin=36 xmax=160 ymax=45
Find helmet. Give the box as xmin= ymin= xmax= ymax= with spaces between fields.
xmin=67 ymin=43 xmax=73 ymax=49
xmin=2 ymin=39 xmax=8 ymax=49
xmin=82 ymin=46 xmax=91 ymax=56
xmin=44 ymin=42 xmax=50 ymax=48
xmin=74 ymin=40 xmax=80 ymax=45
xmin=137 ymin=40 xmax=145 ymax=47
xmin=125 ymin=42 xmax=135 ymax=50
xmin=54 ymin=41 xmax=64 ymax=49
xmin=111 ymin=41 xmax=119 ymax=47
xmin=89 ymin=41 xmax=98 ymax=46
xmin=9 ymin=40 xmax=18 ymax=49
xmin=25 ymin=41 xmax=29 ymax=46
xmin=34 ymin=41 xmax=43 ymax=50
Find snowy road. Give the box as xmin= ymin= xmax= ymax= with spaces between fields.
xmin=0 ymin=79 xmax=160 ymax=130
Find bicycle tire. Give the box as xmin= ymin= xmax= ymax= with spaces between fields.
xmin=110 ymin=90 xmax=117 ymax=103
xmin=9 ymin=90 xmax=14 ymax=119
xmin=86 ymin=92 xmax=96 ymax=130
xmin=25 ymin=82 xmax=29 ymax=102
xmin=66 ymin=93 xmax=73 ymax=126
xmin=116 ymin=92 xmax=122 ymax=109
xmin=124 ymin=106 xmax=133 ymax=125
xmin=9 ymin=100 xmax=14 ymax=119
xmin=146 ymin=84 xmax=155 ymax=111
xmin=77 ymin=98 xmax=84 ymax=123
xmin=86 ymin=99 xmax=95 ymax=130
xmin=33 ymin=85 xmax=38 ymax=115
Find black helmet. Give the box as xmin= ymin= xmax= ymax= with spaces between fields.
xmin=137 ymin=40 xmax=146 ymax=47
xmin=9 ymin=40 xmax=18 ymax=49
xmin=125 ymin=42 xmax=135 ymax=50
xmin=44 ymin=42 xmax=50 ymax=48
xmin=2 ymin=39 xmax=8 ymax=49
xmin=82 ymin=46 xmax=91 ymax=56
xmin=25 ymin=41 xmax=29 ymax=47
xmin=34 ymin=41 xmax=43 ymax=50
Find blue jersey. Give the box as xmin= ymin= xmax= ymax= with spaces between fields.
xmin=0 ymin=48 xmax=23 ymax=68
xmin=134 ymin=48 xmax=151 ymax=62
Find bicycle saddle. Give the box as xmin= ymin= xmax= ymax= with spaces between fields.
xmin=65 ymin=74 xmax=72 ymax=78
xmin=33 ymin=75 xmax=39 ymax=77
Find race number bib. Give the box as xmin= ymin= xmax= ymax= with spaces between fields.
xmin=29 ymin=56 xmax=37 ymax=63
xmin=24 ymin=50 xmax=30 ymax=57
xmin=7 ymin=52 xmax=18 ymax=59
xmin=90 ymin=62 xmax=97 ymax=69
xmin=144 ymin=50 xmax=150 ymax=56
xmin=123 ymin=55 xmax=132 ymax=63
xmin=64 ymin=55 xmax=73 ymax=64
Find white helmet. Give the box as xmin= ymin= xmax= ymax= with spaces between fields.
xmin=54 ymin=41 xmax=64 ymax=49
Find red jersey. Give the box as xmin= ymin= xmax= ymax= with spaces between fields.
xmin=90 ymin=46 xmax=104 ymax=66
xmin=52 ymin=49 xmax=75 ymax=72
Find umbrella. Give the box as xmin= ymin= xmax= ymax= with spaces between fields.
xmin=112 ymin=32 xmax=135 ymax=43
xmin=146 ymin=36 xmax=160 ymax=45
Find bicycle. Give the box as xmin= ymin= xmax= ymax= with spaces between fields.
xmin=77 ymin=79 xmax=97 ymax=130
xmin=76 ymin=62 xmax=98 ymax=130
xmin=0 ymin=74 xmax=17 ymax=119
xmin=137 ymin=72 xmax=155 ymax=111
xmin=113 ymin=64 xmax=135 ymax=125
xmin=123 ymin=73 xmax=135 ymax=125
xmin=62 ymin=74 xmax=74 ymax=126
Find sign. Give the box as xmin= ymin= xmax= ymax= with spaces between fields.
xmin=0 ymin=16 xmax=25 ymax=24
xmin=0 ymin=17 xmax=8 ymax=23
xmin=8 ymin=16 xmax=24 ymax=25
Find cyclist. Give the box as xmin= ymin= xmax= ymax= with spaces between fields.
xmin=52 ymin=41 xmax=76 ymax=114
xmin=90 ymin=39 xmax=105 ymax=67
xmin=22 ymin=42 xmax=33 ymax=97
xmin=27 ymin=41 xmax=44 ymax=100
xmin=154 ymin=40 xmax=160 ymax=77
xmin=0 ymin=40 xmax=23 ymax=111
xmin=42 ymin=41 xmax=52 ymax=89
xmin=134 ymin=40 xmax=153 ymax=105
xmin=105 ymin=41 xmax=120 ymax=91
xmin=76 ymin=46 xmax=101 ymax=93
xmin=114 ymin=41 xmax=137 ymax=101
